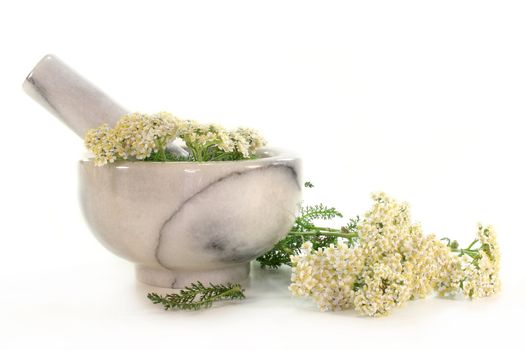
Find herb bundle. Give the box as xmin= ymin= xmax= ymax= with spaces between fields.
xmin=285 ymin=190 xmax=500 ymax=316
xmin=84 ymin=112 xmax=265 ymax=166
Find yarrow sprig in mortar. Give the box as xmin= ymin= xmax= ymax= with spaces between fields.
xmin=84 ymin=112 xmax=266 ymax=166
xmin=147 ymin=282 xmax=245 ymax=311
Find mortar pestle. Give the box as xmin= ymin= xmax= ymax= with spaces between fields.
xmin=23 ymin=54 xmax=188 ymax=156
xmin=23 ymin=55 xmax=301 ymax=288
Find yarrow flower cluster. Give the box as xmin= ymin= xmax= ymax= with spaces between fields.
xmin=289 ymin=192 xmax=501 ymax=317
xmin=177 ymin=121 xmax=265 ymax=161
xmin=85 ymin=112 xmax=178 ymax=166
xmin=84 ymin=112 xmax=266 ymax=166
xmin=438 ymin=224 xmax=501 ymax=298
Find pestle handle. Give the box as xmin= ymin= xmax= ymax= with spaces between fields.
xmin=23 ymin=54 xmax=128 ymax=138
xmin=23 ymin=54 xmax=189 ymax=157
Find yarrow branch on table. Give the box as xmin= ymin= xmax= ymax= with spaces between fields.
xmin=259 ymin=186 xmax=501 ymax=317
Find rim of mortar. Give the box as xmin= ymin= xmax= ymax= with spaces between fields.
xmin=79 ymin=147 xmax=299 ymax=166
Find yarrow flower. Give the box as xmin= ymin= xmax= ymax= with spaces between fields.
xmin=289 ymin=192 xmax=501 ymax=317
xmin=84 ymin=123 xmax=119 ymax=166
xmin=290 ymin=241 xmax=366 ymax=311
xmin=177 ymin=121 xmax=266 ymax=161
xmin=85 ymin=112 xmax=266 ymax=165
xmin=441 ymin=224 xmax=501 ymax=298
xmin=85 ymin=112 xmax=179 ymax=166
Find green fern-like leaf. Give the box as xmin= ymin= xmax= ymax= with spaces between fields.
xmin=294 ymin=204 xmax=343 ymax=231
xmin=256 ymin=182 xmax=360 ymax=269
xmin=147 ymin=282 xmax=245 ymax=311
xmin=257 ymin=206 xmax=358 ymax=268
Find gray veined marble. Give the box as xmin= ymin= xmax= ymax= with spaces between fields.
xmin=23 ymin=54 xmax=127 ymax=138
xmin=24 ymin=54 xmax=302 ymax=288
xmin=79 ymin=149 xmax=301 ymax=288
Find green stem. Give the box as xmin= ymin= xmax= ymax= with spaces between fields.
xmin=219 ymin=286 xmax=243 ymax=298
xmin=194 ymin=146 xmax=203 ymax=162
xmin=466 ymin=239 xmax=479 ymax=250
xmin=186 ymin=286 xmax=243 ymax=308
xmin=159 ymin=146 xmax=167 ymax=161
xmin=289 ymin=230 xmax=359 ymax=240
xmin=451 ymin=247 xmax=480 ymax=259
xmin=155 ymin=139 xmax=167 ymax=161
xmin=314 ymin=226 xmax=342 ymax=232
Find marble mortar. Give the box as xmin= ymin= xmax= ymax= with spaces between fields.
xmin=80 ymin=149 xmax=301 ymax=288
xmin=25 ymin=55 xmax=301 ymax=288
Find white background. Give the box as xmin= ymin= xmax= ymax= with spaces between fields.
xmin=1 ymin=0 xmax=524 ymax=349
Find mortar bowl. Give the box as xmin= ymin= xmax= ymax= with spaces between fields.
xmin=79 ymin=149 xmax=301 ymax=288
